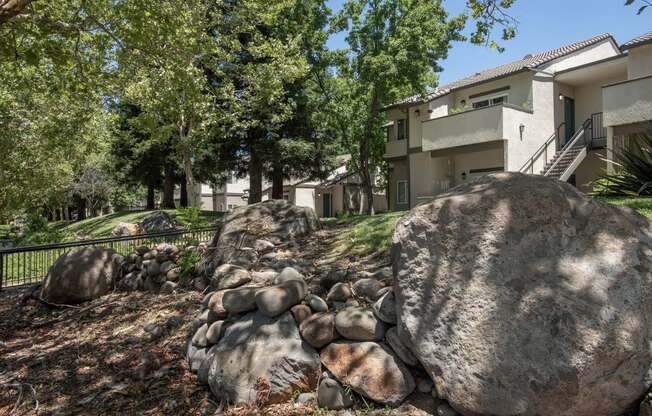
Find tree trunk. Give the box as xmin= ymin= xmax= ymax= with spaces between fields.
xmin=146 ymin=184 xmax=156 ymax=210
xmin=271 ymin=162 xmax=284 ymax=200
xmin=76 ymin=196 xmax=86 ymax=220
xmin=179 ymin=118 xmax=199 ymax=208
xmin=359 ymin=88 xmax=379 ymax=215
xmin=0 ymin=0 xmax=33 ymax=24
xmin=162 ymin=163 xmax=176 ymax=209
xmin=179 ymin=176 xmax=188 ymax=208
xmin=248 ymin=147 xmax=263 ymax=204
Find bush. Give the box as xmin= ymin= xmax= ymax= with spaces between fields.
xmin=592 ymin=132 xmax=652 ymax=196
xmin=177 ymin=249 xmax=201 ymax=285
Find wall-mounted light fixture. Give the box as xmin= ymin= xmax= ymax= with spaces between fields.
xmin=558 ymin=93 xmax=564 ymax=101
xmin=461 ymin=172 xmax=467 ymax=181
xmin=519 ymin=123 xmax=526 ymax=139
xmin=414 ymin=109 xmax=420 ymax=117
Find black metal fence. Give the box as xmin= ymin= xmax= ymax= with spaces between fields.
xmin=0 ymin=227 xmax=217 ymax=289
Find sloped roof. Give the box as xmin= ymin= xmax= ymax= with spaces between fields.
xmin=387 ymin=33 xmax=616 ymax=109
xmin=621 ymin=31 xmax=652 ymax=50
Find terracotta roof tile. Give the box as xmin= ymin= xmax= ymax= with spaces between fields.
xmin=621 ymin=31 xmax=652 ymax=50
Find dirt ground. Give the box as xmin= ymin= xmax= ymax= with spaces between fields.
xmin=0 ymin=222 xmax=407 ymax=416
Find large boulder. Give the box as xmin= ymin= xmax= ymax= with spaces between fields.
xmin=198 ymin=200 xmax=320 ymax=277
xmin=40 ymin=247 xmax=124 ymax=304
xmin=207 ymin=311 xmax=320 ymax=405
xmin=139 ymin=211 xmax=178 ymax=233
xmin=111 ymin=222 xmax=143 ymax=237
xmin=392 ymin=173 xmax=652 ymax=416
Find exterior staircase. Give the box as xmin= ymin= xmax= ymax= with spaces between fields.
xmin=520 ymin=118 xmax=594 ymax=182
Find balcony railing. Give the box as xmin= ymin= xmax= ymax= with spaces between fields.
xmin=384 ymin=139 xmax=407 ymax=159
xmin=603 ymin=75 xmax=652 ymax=127
xmin=421 ymin=103 xmax=533 ymax=152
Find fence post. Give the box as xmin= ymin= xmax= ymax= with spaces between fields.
xmin=0 ymin=252 xmax=4 ymax=291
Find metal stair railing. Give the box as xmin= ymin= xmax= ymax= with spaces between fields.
xmin=543 ymin=118 xmax=592 ymax=177
xmin=519 ymin=122 xmax=566 ymax=174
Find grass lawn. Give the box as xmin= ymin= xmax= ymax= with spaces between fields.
xmin=325 ymin=211 xmax=405 ymax=257
xmin=61 ymin=209 xmax=222 ymax=240
xmin=600 ymin=196 xmax=652 ymax=219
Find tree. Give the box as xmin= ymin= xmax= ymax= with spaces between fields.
xmin=625 ymin=0 xmax=651 ymax=15
xmin=332 ymin=0 xmax=517 ymax=214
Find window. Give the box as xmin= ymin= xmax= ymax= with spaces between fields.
xmin=471 ymin=94 xmax=508 ymax=109
xmin=396 ymin=119 xmax=406 ymax=140
xmin=396 ymin=180 xmax=408 ymax=204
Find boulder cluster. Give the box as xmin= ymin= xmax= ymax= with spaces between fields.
xmin=111 ymin=210 xmax=180 ymax=237
xmin=118 ymin=242 xmax=203 ymax=293
xmin=186 ymin=238 xmax=445 ymax=412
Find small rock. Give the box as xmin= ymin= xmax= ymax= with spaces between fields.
xmin=307 ymin=294 xmax=328 ymax=313
xmin=352 ymin=278 xmax=384 ymax=301
xmin=160 ymin=281 xmax=178 ymax=294
xmin=317 ymin=377 xmax=354 ymax=410
xmin=254 ymin=239 xmax=275 ymax=253
xmin=229 ymin=247 xmax=258 ymax=268
xmin=274 ymin=266 xmax=304 ymax=284
xmin=222 ymin=287 xmax=259 ymax=314
xmin=207 ymin=290 xmax=229 ymax=319
xmin=255 ymin=280 xmax=307 ymax=317
xmin=251 ymin=270 xmax=278 ymax=285
xmin=160 ymin=260 xmax=175 ymax=275
xmin=196 ymin=309 xmax=209 ymax=324
xmin=165 ymin=315 xmax=183 ymax=329
xmin=143 ymin=249 xmax=158 ymax=260
xmin=136 ymin=245 xmax=149 ymax=255
xmin=146 ymin=260 xmax=160 ymax=277
xmin=321 ymin=269 xmax=348 ymax=290
xmin=206 ymin=321 xmax=225 ymax=345
xmin=166 ymin=267 xmax=181 ymax=282
xmin=437 ymin=403 xmax=459 ymax=416
xmin=385 ymin=327 xmax=418 ymax=366
xmin=291 ymin=304 xmax=312 ymax=325
xmin=335 ymin=307 xmax=385 ymax=341
xmin=193 ymin=276 xmax=209 ymax=291
xmin=261 ymin=252 xmax=277 ymax=261
xmin=300 ymin=312 xmax=337 ymax=348
xmin=345 ymin=299 xmax=359 ymax=307
xmin=296 ymin=392 xmax=316 ymax=405
xmin=202 ymin=291 xmax=215 ymax=308
xmin=326 ymin=282 xmax=352 ymax=302
xmin=217 ymin=268 xmax=251 ymax=290
xmin=144 ymin=323 xmax=164 ymax=338
xmin=190 ymin=347 xmax=208 ymax=373
xmin=192 ymin=323 xmax=209 ymax=348
xmin=372 ymin=288 xmax=397 ymax=324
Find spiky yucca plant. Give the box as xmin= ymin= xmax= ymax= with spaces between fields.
xmin=592 ymin=132 xmax=652 ymax=196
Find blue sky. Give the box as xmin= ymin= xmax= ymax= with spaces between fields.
xmin=325 ymin=0 xmax=651 ymax=85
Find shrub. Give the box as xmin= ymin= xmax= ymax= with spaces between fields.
xmin=592 ymin=132 xmax=652 ymax=196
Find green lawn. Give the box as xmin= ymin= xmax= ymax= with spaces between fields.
xmin=600 ymin=197 xmax=652 ymax=219
xmin=325 ymin=211 xmax=405 ymax=257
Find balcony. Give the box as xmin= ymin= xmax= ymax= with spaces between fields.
xmin=422 ymin=103 xmax=533 ymax=152
xmin=603 ymin=75 xmax=652 ymax=127
xmin=384 ymin=139 xmax=407 ymax=159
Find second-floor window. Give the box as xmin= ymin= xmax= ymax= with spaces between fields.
xmin=397 ymin=119 xmax=406 ymax=140
xmin=472 ymin=94 xmax=508 ymax=109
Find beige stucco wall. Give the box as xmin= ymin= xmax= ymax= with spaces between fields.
xmin=451 ymin=146 xmax=504 ymax=187
xmin=603 ymin=76 xmax=652 ymax=127
xmin=575 ymin=75 xmax=627 ymax=126
xmin=541 ymin=40 xmax=620 ymax=73
xmin=200 ymin=195 xmax=214 ymax=211
xmin=408 ymin=151 xmax=452 ymax=207
xmin=294 ymin=187 xmax=316 ymax=211
xmin=573 ymin=149 xmax=606 ymax=193
xmin=628 ymin=44 xmax=652 ymax=79
xmin=449 ymin=71 xmax=533 ymax=110
xmin=388 ymin=158 xmax=409 ymax=211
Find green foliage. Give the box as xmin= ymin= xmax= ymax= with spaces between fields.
xmin=328 ymin=211 xmax=404 ymax=256
xmin=601 ymin=196 xmax=652 ymax=219
xmin=177 ymin=249 xmax=201 ymax=285
xmin=591 ymin=132 xmax=652 ymax=196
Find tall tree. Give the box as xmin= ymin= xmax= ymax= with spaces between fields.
xmin=332 ymin=0 xmax=517 ymax=214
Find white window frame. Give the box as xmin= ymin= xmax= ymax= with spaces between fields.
xmin=396 ymin=180 xmax=408 ymax=204
xmin=470 ymin=93 xmax=509 ymax=109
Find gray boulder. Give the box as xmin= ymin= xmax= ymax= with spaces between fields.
xmin=299 ymin=312 xmax=337 ymax=348
xmin=385 ymin=327 xmax=418 ymax=367
xmin=255 ymin=280 xmax=307 ymax=317
xmin=274 ymin=266 xmax=304 ymax=284
xmin=208 ymin=311 xmax=320 ymax=405
xmin=392 ymin=172 xmax=652 ymax=416
xmin=139 ymin=211 xmax=178 ymax=233
xmin=326 ymin=282 xmax=352 ymax=302
xmin=222 ymin=287 xmax=259 ymax=315
xmin=197 ymin=200 xmax=319 ymax=278
xmin=216 ymin=267 xmax=251 ymax=290
xmin=291 ymin=304 xmax=312 ymax=325
xmin=352 ymin=278 xmax=385 ymax=301
xmin=321 ymin=341 xmax=415 ymax=405
xmin=335 ymin=307 xmax=385 ymax=341
xmin=41 ymin=247 xmax=123 ymax=304
xmin=111 ymin=222 xmax=142 ymax=237
xmin=308 ymin=294 xmax=328 ymax=313
xmin=373 ymin=288 xmax=397 ymax=324
xmin=317 ymin=377 xmax=354 ymax=410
